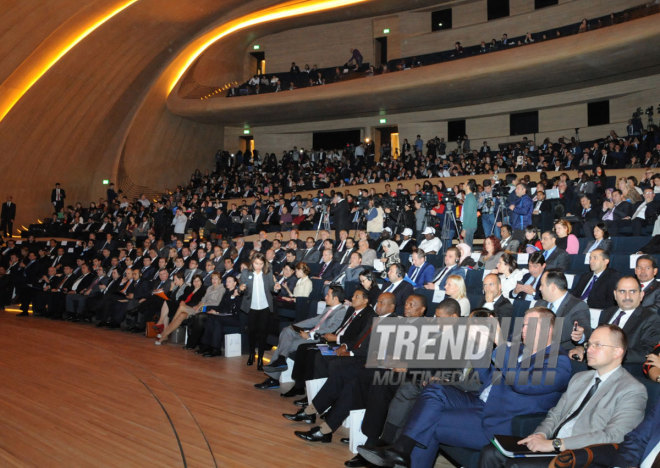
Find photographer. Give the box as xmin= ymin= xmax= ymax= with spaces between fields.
xmin=414 ymin=198 xmax=426 ymax=241
xmin=330 ymin=193 xmax=350 ymax=243
xmin=478 ymin=180 xmax=500 ymax=238
xmin=508 ymin=183 xmax=533 ymax=238
xmin=365 ymin=198 xmax=384 ymax=240
xmin=460 ymin=179 xmax=478 ymax=247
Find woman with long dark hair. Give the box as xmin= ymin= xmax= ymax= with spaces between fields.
xmin=239 ymin=252 xmax=275 ymax=370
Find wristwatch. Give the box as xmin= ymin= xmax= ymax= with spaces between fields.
xmin=552 ymin=438 xmax=562 ymax=453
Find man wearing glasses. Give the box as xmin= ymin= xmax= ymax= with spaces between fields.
xmin=479 ymin=324 xmax=648 ymax=467
xmin=569 ymin=276 xmax=660 ymax=366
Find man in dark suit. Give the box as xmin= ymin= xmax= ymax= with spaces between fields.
xmin=382 ymin=263 xmax=414 ymax=316
xmin=335 ymin=237 xmax=356 ymax=265
xmin=288 ymin=293 xmax=413 ymax=444
xmin=604 ymin=189 xmax=633 ymax=235
xmin=536 ymin=269 xmax=591 ymax=350
xmin=331 ymin=195 xmax=351 ymax=243
xmin=62 ymin=262 xmax=97 ymax=320
xmin=479 ymin=273 xmax=513 ymax=321
xmin=635 ymin=254 xmax=659 ymax=314
xmin=51 ymin=183 xmax=65 ymax=212
xmin=570 ymin=276 xmax=660 ymax=367
xmin=510 ymin=251 xmax=545 ymax=301
xmin=397 ymin=228 xmax=415 ymax=253
xmin=315 ymin=248 xmax=341 ymax=282
xmin=284 ymin=288 xmax=376 ymax=397
xmin=424 ymin=246 xmax=465 ymax=292
xmin=540 ymin=231 xmax=571 ymax=271
xmin=43 ymin=263 xmax=80 ymax=319
xmin=16 ymin=251 xmax=42 ymax=316
xmin=359 ymin=307 xmax=572 ymax=467
xmin=570 ymin=249 xmax=620 ymax=310
xmin=1 ymin=196 xmax=16 ymax=237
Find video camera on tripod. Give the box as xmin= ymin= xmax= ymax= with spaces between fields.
xmin=382 ymin=189 xmax=408 ymax=211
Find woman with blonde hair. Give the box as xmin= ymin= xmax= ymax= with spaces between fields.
xmin=444 ymin=274 xmax=471 ymax=317
xmin=554 ymin=219 xmax=579 ymax=254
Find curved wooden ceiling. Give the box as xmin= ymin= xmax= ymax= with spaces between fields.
xmin=0 ymin=0 xmax=658 ymax=231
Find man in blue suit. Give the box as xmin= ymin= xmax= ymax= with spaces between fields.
xmin=407 ymin=250 xmax=435 ymax=288
xmin=613 ymin=400 xmax=659 ymax=467
xmin=359 ymin=306 xmax=572 ymax=467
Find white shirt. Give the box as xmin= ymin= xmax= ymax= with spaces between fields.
xmin=483 ymin=294 xmax=502 ymax=311
xmin=250 ymin=271 xmax=269 ymax=310
xmin=608 ymin=308 xmax=634 ymax=329
xmin=384 ymin=279 xmax=403 ymax=293
xmin=418 ymin=237 xmax=442 ymax=254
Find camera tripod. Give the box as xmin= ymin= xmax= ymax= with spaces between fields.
xmin=440 ymin=202 xmax=461 ymax=256
xmin=315 ymin=204 xmax=331 ymax=240
xmin=490 ymin=197 xmax=508 ymax=236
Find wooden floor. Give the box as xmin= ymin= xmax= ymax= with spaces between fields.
xmin=0 ymin=311 xmax=455 ymax=468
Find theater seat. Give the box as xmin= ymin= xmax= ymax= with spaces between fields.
xmin=438 ymin=413 xmax=546 ymax=468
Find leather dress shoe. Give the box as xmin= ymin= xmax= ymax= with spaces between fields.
xmin=257 ymin=357 xmax=264 ymax=371
xmin=344 ymin=454 xmax=371 ymax=467
xmin=281 ymin=386 xmax=305 ymax=398
xmin=294 ymin=426 xmax=331 ymax=443
xmin=254 ymin=377 xmax=279 ymax=390
xmin=294 ymin=397 xmax=308 ymax=407
xmin=282 ymin=408 xmax=315 ymax=424
xmin=246 ymin=354 xmax=254 ymax=366
xmin=357 ymin=446 xmax=408 ymax=468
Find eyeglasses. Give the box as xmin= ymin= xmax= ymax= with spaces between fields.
xmin=583 ymin=342 xmax=620 ymax=351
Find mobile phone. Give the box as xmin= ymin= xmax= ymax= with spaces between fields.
xmin=573 ymin=321 xmax=578 ymax=331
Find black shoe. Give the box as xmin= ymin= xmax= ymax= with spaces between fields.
xmin=294 ymin=426 xmax=331 ymax=443
xmin=263 ymin=356 xmax=288 ymax=372
xmin=246 ymin=354 xmax=254 ymax=366
xmin=282 ymin=408 xmax=316 ymax=424
xmin=197 ymin=346 xmax=210 ymax=355
xmin=257 ymin=357 xmax=264 ymax=371
xmin=96 ymin=321 xmax=108 ymax=327
xmin=254 ymin=377 xmax=279 ymax=390
xmin=341 ymin=437 xmax=350 ymax=445
xmin=16 ymin=312 xmax=28 ymax=317
xmin=281 ymin=386 xmax=305 ymax=398
xmin=357 ymin=446 xmax=408 ymax=468
xmin=345 ymin=454 xmax=371 ymax=467
xmin=203 ymin=349 xmax=222 ymax=358
xmin=294 ymin=397 xmax=308 ymax=407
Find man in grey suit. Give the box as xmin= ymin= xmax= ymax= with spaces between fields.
xmin=255 ymin=285 xmax=347 ymax=389
xmin=479 ymin=324 xmax=647 ymax=467
xmin=183 ymin=258 xmax=202 ymax=285
xmin=540 ymin=231 xmax=571 ymax=271
xmin=536 ymin=269 xmax=591 ymax=350
xmin=298 ymin=237 xmax=320 ymax=264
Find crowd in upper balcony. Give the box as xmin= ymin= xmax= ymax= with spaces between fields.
xmin=227 ymin=2 xmax=655 ymax=98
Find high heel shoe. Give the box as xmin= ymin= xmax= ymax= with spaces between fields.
xmin=246 ymin=353 xmax=255 ymax=366
xmin=257 ymin=356 xmax=264 ymax=371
